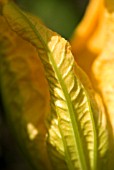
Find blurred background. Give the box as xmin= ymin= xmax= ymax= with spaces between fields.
xmin=15 ymin=0 xmax=89 ymax=39
xmin=0 ymin=0 xmax=89 ymax=169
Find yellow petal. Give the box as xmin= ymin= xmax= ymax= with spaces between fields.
xmin=87 ymin=7 xmax=106 ymax=53
xmin=71 ymin=0 xmax=104 ymax=52
xmin=70 ymin=0 xmax=105 ymax=76
xmin=92 ymin=1 xmax=114 ymax=134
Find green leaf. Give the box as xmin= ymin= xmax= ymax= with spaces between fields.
xmin=2 ymin=1 xmax=110 ymax=170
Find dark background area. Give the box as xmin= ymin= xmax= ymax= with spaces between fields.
xmin=0 ymin=0 xmax=89 ymax=169
xmin=15 ymin=0 xmax=89 ymax=39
